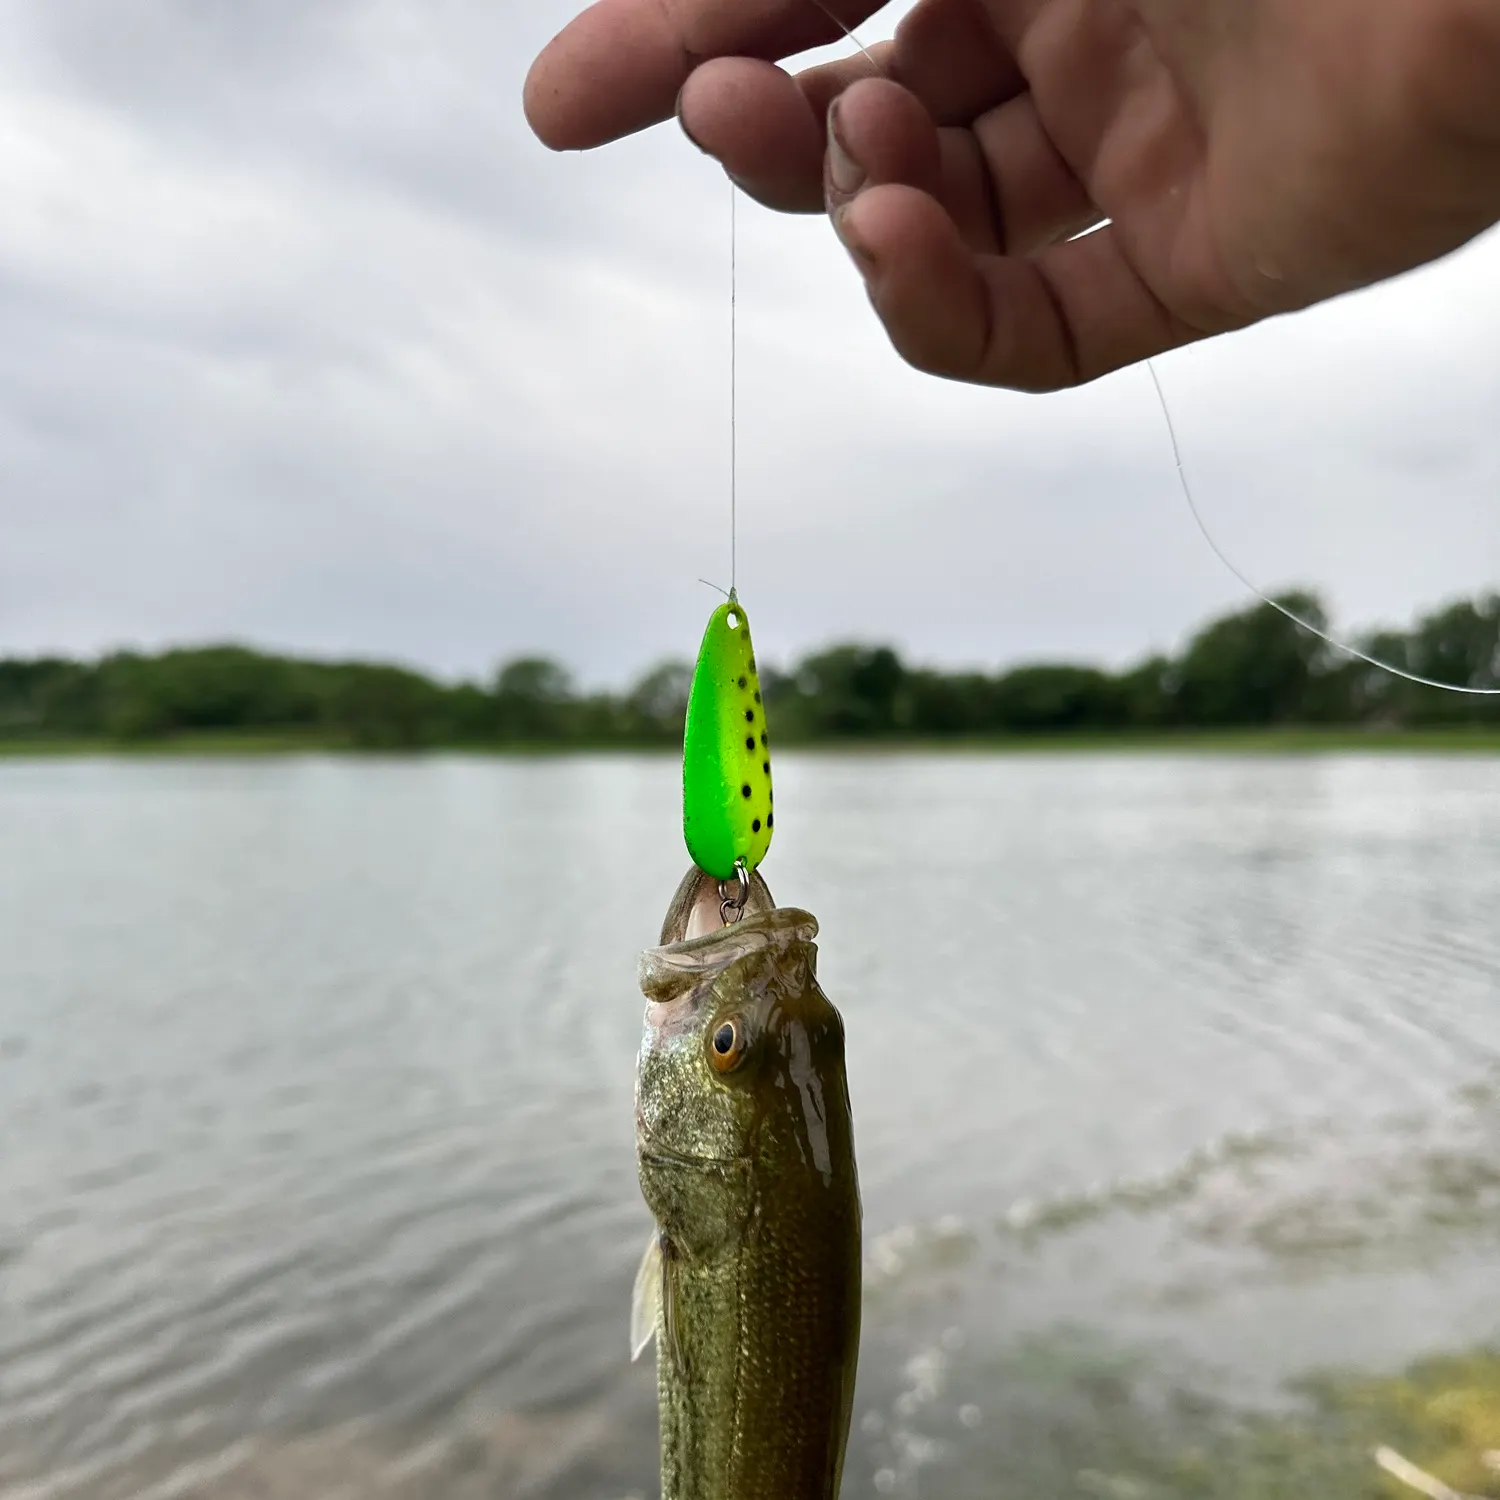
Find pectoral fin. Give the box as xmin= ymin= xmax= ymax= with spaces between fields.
xmin=630 ymin=1232 xmax=661 ymax=1362
xmin=629 ymin=1229 xmax=683 ymax=1371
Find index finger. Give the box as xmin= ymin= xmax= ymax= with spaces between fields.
xmin=524 ymin=0 xmax=887 ymax=150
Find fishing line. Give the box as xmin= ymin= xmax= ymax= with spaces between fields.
xmin=805 ymin=0 xmax=882 ymax=69
xmin=730 ymin=181 xmax=739 ymax=599
xmin=1147 ymin=360 xmax=1500 ymax=695
xmin=713 ymin=3 xmax=879 ymax=608
xmin=789 ymin=0 xmax=1496 ymax=697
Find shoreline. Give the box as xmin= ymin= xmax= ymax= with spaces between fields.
xmin=3 ymin=728 xmax=1500 ymax=759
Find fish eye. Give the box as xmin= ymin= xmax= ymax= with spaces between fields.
xmin=709 ymin=1017 xmax=748 ymax=1073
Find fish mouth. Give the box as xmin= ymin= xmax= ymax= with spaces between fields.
xmin=640 ymin=898 xmax=820 ymax=1009
xmin=638 ymin=1143 xmax=750 ymax=1172
xmin=657 ymin=862 xmax=778 ymax=945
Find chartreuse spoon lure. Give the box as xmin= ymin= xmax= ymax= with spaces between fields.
xmin=682 ymin=593 xmax=773 ymax=881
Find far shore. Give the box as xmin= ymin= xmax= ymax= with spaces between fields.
xmin=4 ymin=727 xmax=1500 ymax=759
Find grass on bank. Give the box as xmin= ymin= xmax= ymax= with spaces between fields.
xmin=1162 ymin=1348 xmax=1500 ymax=1500
xmin=4 ymin=727 xmax=1500 ymax=759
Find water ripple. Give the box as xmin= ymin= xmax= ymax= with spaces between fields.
xmin=4 ymin=754 xmax=1500 ymax=1499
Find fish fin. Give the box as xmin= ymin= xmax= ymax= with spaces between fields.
xmin=630 ymin=1230 xmax=685 ymax=1371
xmin=630 ymin=1232 xmax=661 ymax=1361
xmin=661 ymin=1239 xmax=684 ymax=1374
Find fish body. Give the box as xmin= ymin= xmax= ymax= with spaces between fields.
xmin=633 ymin=865 xmax=861 ymax=1500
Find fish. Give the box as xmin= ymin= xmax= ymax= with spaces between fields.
xmin=631 ymin=862 xmax=862 ymax=1500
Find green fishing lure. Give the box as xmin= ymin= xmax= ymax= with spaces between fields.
xmin=682 ymin=596 xmax=773 ymax=880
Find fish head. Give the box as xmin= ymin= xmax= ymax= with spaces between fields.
xmin=635 ymin=868 xmax=851 ymax=1258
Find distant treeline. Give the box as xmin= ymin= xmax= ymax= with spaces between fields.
xmin=2 ymin=589 xmax=1497 ymax=749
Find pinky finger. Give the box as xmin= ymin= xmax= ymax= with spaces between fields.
xmin=836 ymin=184 xmax=1210 ymax=391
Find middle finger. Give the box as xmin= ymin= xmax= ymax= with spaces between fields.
xmin=795 ymin=0 xmax=1025 ymax=126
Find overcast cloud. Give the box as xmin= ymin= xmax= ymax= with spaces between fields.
xmin=0 ymin=0 xmax=1497 ymax=687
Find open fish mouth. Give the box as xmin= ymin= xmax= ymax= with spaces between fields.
xmin=640 ymin=905 xmax=821 ymax=1015
xmin=656 ymin=862 xmax=779 ymax=945
xmin=637 ymin=864 xmax=827 ymax=1100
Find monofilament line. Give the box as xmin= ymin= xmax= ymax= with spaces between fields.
xmin=804 ymin=0 xmax=881 ymax=68
xmin=729 ymin=181 xmax=738 ymax=600
xmin=722 ymin=4 xmax=875 ymax=607
xmin=1148 ymin=359 xmax=1500 ymax=695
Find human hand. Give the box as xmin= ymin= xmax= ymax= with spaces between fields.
xmin=525 ymin=0 xmax=1500 ymax=391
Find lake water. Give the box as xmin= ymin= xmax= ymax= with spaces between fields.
xmin=1 ymin=752 xmax=1498 ymax=1499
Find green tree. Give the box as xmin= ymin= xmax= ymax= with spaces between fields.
xmin=905 ymin=669 xmax=997 ymax=735
xmin=494 ymin=658 xmax=575 ymax=740
xmin=626 ymin=660 xmax=692 ymax=741
xmin=794 ymin=645 xmax=907 ymax=736
xmin=1330 ymin=628 xmax=1414 ymax=726
xmin=324 ymin=664 xmax=447 ymax=748
xmin=1172 ymin=591 xmax=1332 ymax=726
xmin=990 ymin=664 xmax=1128 ymax=732
xmin=0 ymin=659 xmax=104 ymax=736
xmin=1116 ymin=655 xmax=1173 ymax=729
xmin=1405 ymin=595 xmax=1500 ymax=722
xmin=447 ymin=683 xmax=500 ymax=742
xmin=8 ymin=584 xmax=1500 ymax=750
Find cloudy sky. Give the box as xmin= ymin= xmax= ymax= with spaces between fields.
xmin=1 ymin=0 xmax=1497 ymax=688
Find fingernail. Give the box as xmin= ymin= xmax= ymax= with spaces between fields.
xmin=825 ymin=99 xmax=864 ymax=201
xmin=676 ymin=89 xmax=709 ymax=154
xmin=833 ymin=204 xmax=877 ymax=277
